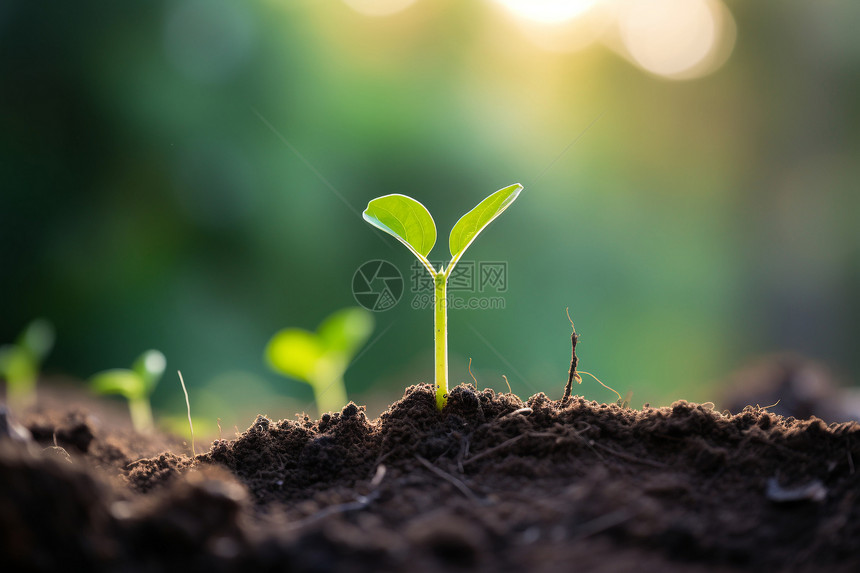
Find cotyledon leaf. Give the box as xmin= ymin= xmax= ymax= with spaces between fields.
xmin=18 ymin=318 xmax=55 ymax=360
xmin=318 ymin=307 xmax=374 ymax=358
xmin=449 ymin=183 xmax=523 ymax=265
xmin=91 ymin=369 xmax=147 ymax=400
xmin=363 ymin=194 xmax=437 ymax=263
xmin=265 ymin=328 xmax=325 ymax=384
xmin=131 ymin=349 xmax=166 ymax=394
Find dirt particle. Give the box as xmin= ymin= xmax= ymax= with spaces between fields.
xmin=408 ymin=514 xmax=485 ymax=568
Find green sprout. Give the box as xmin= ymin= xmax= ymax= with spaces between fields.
xmin=363 ymin=183 xmax=523 ymax=410
xmin=266 ymin=307 xmax=374 ymax=415
xmin=0 ymin=319 xmax=55 ymax=409
xmin=90 ymin=350 xmax=166 ymax=433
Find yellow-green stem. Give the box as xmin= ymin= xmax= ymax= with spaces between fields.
xmin=128 ymin=396 xmax=154 ymax=433
xmin=434 ymin=273 xmax=448 ymax=409
xmin=7 ymin=374 xmax=36 ymax=410
xmin=312 ymin=376 xmax=348 ymax=416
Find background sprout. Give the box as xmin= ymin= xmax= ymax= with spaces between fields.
xmin=90 ymin=350 xmax=166 ymax=433
xmin=363 ymin=183 xmax=523 ymax=409
xmin=266 ymin=307 xmax=374 ymax=416
xmin=0 ymin=319 xmax=55 ymax=409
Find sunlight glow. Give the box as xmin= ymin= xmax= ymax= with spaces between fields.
xmin=342 ymin=0 xmax=417 ymax=17
xmin=494 ymin=0 xmax=599 ymax=24
xmin=618 ymin=0 xmax=730 ymax=79
xmin=515 ymin=2 xmax=615 ymax=53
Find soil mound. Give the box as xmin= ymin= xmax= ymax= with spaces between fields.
xmin=2 ymin=384 xmax=860 ymax=572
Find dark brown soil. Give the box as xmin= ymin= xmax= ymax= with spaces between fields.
xmin=3 ymin=382 xmax=860 ymax=572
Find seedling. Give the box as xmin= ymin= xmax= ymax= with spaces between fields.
xmin=363 ymin=183 xmax=523 ymax=409
xmin=0 ymin=319 xmax=55 ymax=409
xmin=90 ymin=350 xmax=166 ymax=433
xmin=266 ymin=307 xmax=374 ymax=415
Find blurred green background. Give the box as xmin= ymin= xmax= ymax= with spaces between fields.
xmin=2 ymin=0 xmax=859 ymax=431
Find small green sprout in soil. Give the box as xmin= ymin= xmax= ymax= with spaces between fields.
xmin=363 ymin=183 xmax=523 ymax=409
xmin=0 ymin=318 xmax=55 ymax=409
xmin=90 ymin=349 xmax=166 ymax=433
xmin=266 ymin=307 xmax=374 ymax=415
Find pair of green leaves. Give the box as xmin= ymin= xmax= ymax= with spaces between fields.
xmin=90 ymin=350 xmax=166 ymax=401
xmin=362 ymin=183 xmax=523 ymax=410
xmin=0 ymin=319 xmax=55 ymax=408
xmin=266 ymin=307 xmax=374 ymax=414
xmin=90 ymin=350 xmax=166 ymax=432
xmin=0 ymin=319 xmax=55 ymax=386
xmin=266 ymin=308 xmax=374 ymax=383
xmin=363 ymin=183 xmax=523 ymax=276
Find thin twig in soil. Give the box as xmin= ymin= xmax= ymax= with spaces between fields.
xmin=372 ymin=448 xmax=395 ymax=470
xmin=501 ymin=407 xmax=533 ymax=419
xmin=589 ymin=440 xmax=667 ymax=468
xmin=571 ymin=509 xmax=633 ymax=541
xmin=416 ymin=455 xmax=483 ymax=504
xmin=369 ymin=464 xmax=387 ymax=487
xmin=462 ymin=428 xmax=593 ymax=467
xmin=457 ymin=434 xmax=472 ymax=474
xmin=178 ymin=370 xmax=196 ymax=457
xmin=462 ymin=434 xmax=526 ymax=466
xmin=285 ymin=465 xmax=387 ymax=531
xmin=286 ymin=496 xmax=375 ymax=531
xmin=562 ymin=308 xmax=581 ymax=403
xmin=578 ymin=370 xmax=623 ymax=403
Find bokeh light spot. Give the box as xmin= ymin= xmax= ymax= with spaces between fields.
xmin=618 ymin=0 xmax=727 ymax=79
xmin=493 ymin=0 xmax=599 ymax=24
xmin=514 ymin=2 xmax=615 ymax=53
xmin=342 ymin=0 xmax=418 ymax=17
xmin=145 ymin=351 xmax=167 ymax=374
